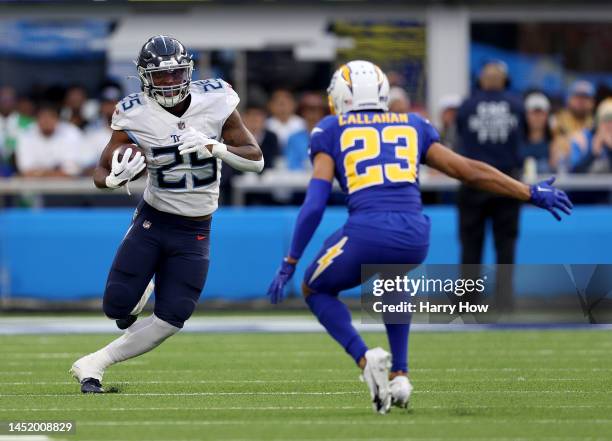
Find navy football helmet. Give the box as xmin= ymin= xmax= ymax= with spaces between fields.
xmin=136 ymin=35 xmax=194 ymax=107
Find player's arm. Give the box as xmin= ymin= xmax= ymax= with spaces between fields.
xmin=425 ymin=142 xmax=573 ymax=220
xmin=286 ymin=152 xmax=335 ymax=263
xmin=220 ymin=110 xmax=263 ymax=162
xmin=267 ymin=152 xmax=335 ymax=304
xmin=178 ymin=110 xmax=264 ymax=172
xmin=93 ymin=130 xmax=145 ymax=190
xmin=425 ymin=142 xmax=530 ymax=200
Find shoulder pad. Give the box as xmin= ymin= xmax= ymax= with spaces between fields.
xmin=191 ymin=79 xmax=232 ymax=94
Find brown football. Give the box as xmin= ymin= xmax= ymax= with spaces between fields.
xmin=105 ymin=143 xmax=147 ymax=181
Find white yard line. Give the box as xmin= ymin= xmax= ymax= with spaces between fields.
xmin=0 ymin=377 xmax=589 ymax=386
xmin=74 ymin=418 xmax=612 ymax=426
xmin=0 ymin=390 xmax=608 ymax=397
xmin=0 ymin=379 xmax=358 ymax=385
xmin=0 ymin=406 xmax=366 ymax=412
xmin=0 ymin=391 xmax=363 ymax=397
xmin=66 ymin=439 xmax=612 ymax=441
xmin=101 ymin=367 xmax=612 ymax=373
xmin=1 ymin=316 xmax=610 ymax=335
xmin=3 ymin=404 xmax=611 ymax=413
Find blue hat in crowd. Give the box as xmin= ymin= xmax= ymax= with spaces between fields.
xmin=568 ymin=80 xmax=595 ymax=98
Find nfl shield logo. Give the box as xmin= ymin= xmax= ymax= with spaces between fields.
xmin=142 ymin=220 xmax=152 ymax=229
xmin=178 ymin=121 xmax=185 ymax=130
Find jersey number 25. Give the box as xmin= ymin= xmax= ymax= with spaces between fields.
xmin=152 ymin=146 xmax=217 ymax=189
xmin=340 ymin=125 xmax=418 ymax=194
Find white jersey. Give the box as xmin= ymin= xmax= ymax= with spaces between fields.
xmin=111 ymin=79 xmax=239 ymax=217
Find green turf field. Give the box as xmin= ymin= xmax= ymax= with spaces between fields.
xmin=1 ymin=329 xmax=611 ymax=441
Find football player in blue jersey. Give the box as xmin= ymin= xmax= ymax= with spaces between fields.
xmin=267 ymin=60 xmax=572 ymax=414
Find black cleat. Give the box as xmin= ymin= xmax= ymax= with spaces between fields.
xmin=116 ymin=315 xmax=137 ymax=330
xmin=81 ymin=377 xmax=104 ymax=394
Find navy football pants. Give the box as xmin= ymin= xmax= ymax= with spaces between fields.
xmin=103 ymin=201 xmax=211 ymax=328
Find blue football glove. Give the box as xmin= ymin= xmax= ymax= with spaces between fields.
xmin=529 ymin=177 xmax=573 ymax=221
xmin=267 ymin=260 xmax=296 ymax=304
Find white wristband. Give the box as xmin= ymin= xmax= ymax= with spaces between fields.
xmin=211 ymin=142 xmax=228 ymax=157
xmin=211 ymin=142 xmax=264 ymax=173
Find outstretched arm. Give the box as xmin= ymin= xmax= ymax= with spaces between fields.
xmin=425 ymin=142 xmax=572 ymax=220
xmin=267 ymin=152 xmax=335 ymax=304
xmin=425 ymin=142 xmax=530 ymax=200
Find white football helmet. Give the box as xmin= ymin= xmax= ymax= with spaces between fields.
xmin=327 ymin=60 xmax=390 ymax=115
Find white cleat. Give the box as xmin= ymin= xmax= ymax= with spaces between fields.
xmin=69 ymin=353 xmax=105 ymax=383
xmin=361 ymin=347 xmax=392 ymax=414
xmin=390 ymin=375 xmax=413 ymax=408
xmin=131 ymin=279 xmax=155 ymax=316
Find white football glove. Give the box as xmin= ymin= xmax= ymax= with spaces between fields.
xmin=105 ymin=148 xmax=146 ymax=189
xmin=178 ymin=128 xmax=217 ymax=158
xmin=177 ymin=127 xmax=263 ymax=173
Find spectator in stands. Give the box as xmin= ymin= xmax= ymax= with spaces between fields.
xmin=520 ymin=92 xmax=553 ymax=174
xmin=266 ymin=89 xmax=305 ymax=150
xmin=16 ymin=94 xmax=36 ymax=119
xmin=285 ymin=92 xmax=326 ymax=171
xmin=243 ymin=104 xmax=280 ymax=169
xmin=569 ymin=98 xmax=612 ymax=173
xmin=550 ymin=80 xmax=595 ymax=170
xmin=62 ymin=85 xmax=90 ymax=130
xmin=388 ymin=87 xmax=410 ymax=113
xmin=219 ymin=103 xmax=281 ymax=204
xmin=16 ymin=103 xmax=82 ymax=177
xmin=386 ymin=70 xmax=406 ymax=88
xmin=0 ymin=87 xmax=35 ymax=177
xmin=0 ymin=86 xmax=18 ymax=176
xmin=82 ymin=84 xmax=122 ymax=174
xmin=438 ymin=95 xmax=462 ymax=150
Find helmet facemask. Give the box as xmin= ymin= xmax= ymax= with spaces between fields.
xmin=138 ymin=61 xmax=193 ymax=108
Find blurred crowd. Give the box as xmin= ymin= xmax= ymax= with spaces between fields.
xmin=0 ymin=83 xmax=121 ymax=178
xmin=1 ymin=74 xmax=611 ymax=184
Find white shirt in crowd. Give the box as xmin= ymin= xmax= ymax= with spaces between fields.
xmin=266 ymin=115 xmax=305 ymax=149
xmin=82 ymin=119 xmax=112 ymax=170
xmin=16 ymin=122 xmax=83 ymax=176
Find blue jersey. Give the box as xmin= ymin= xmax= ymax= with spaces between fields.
xmin=309 ymin=111 xmax=440 ymax=214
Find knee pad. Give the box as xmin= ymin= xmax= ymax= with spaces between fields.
xmin=103 ymin=282 xmax=136 ymax=320
xmin=154 ymin=296 xmax=198 ymax=328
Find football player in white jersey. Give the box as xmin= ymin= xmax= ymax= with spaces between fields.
xmin=70 ymin=35 xmax=263 ymax=393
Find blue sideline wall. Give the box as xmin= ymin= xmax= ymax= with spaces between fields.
xmin=0 ymin=206 xmax=609 ymax=300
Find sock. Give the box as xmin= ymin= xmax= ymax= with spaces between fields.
xmin=306 ymin=293 xmax=368 ymax=364
xmin=385 ymin=323 xmax=410 ymax=372
xmin=91 ymin=314 xmax=179 ymax=371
